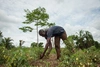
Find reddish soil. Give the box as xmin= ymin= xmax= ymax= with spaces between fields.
xmin=0 ymin=65 xmax=4 ymax=67
xmin=30 ymin=54 xmax=60 ymax=67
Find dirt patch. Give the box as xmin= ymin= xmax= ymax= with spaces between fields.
xmin=30 ymin=54 xmax=60 ymax=67
xmin=0 ymin=65 xmax=4 ymax=67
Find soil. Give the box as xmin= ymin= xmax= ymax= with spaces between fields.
xmin=30 ymin=54 xmax=60 ymax=67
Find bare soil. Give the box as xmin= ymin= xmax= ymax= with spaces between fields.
xmin=30 ymin=54 xmax=60 ymax=67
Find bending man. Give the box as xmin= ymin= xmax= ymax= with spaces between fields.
xmin=39 ymin=26 xmax=67 ymax=59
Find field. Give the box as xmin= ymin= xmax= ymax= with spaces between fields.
xmin=0 ymin=45 xmax=100 ymax=67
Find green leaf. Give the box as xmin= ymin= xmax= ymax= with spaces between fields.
xmin=19 ymin=26 xmax=33 ymax=32
xmin=23 ymin=7 xmax=49 ymax=26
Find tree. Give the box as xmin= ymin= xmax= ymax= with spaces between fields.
xmin=19 ymin=7 xmax=55 ymax=45
xmin=1 ymin=37 xmax=15 ymax=49
xmin=0 ymin=31 xmax=3 ymax=44
xmin=31 ymin=42 xmax=43 ymax=47
xmin=94 ymin=41 xmax=100 ymax=49
xmin=0 ymin=31 xmax=3 ymax=37
xmin=73 ymin=30 xmax=94 ymax=49
xmin=84 ymin=31 xmax=94 ymax=48
xmin=38 ymin=42 xmax=43 ymax=47
xmin=19 ymin=40 xmax=25 ymax=47
xmin=31 ymin=42 xmax=37 ymax=47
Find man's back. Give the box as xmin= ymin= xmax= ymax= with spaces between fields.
xmin=47 ymin=26 xmax=64 ymax=38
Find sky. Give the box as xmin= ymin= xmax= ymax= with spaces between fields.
xmin=0 ymin=0 xmax=100 ymax=47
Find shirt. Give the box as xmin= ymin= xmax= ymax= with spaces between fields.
xmin=45 ymin=26 xmax=65 ymax=39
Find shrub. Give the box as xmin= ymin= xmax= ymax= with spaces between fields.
xmin=6 ymin=48 xmax=29 ymax=67
xmin=0 ymin=46 xmax=9 ymax=64
xmin=5 ymin=47 xmax=43 ymax=67
xmin=60 ymin=46 xmax=100 ymax=67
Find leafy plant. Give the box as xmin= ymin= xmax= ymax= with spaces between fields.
xmin=6 ymin=48 xmax=29 ymax=67
xmin=60 ymin=46 xmax=100 ymax=67
xmin=5 ymin=47 xmax=43 ymax=67
xmin=31 ymin=42 xmax=43 ymax=47
xmin=70 ymin=30 xmax=94 ymax=49
xmin=0 ymin=46 xmax=8 ymax=64
xmin=1 ymin=37 xmax=15 ymax=49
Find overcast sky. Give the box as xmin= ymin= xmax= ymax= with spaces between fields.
xmin=0 ymin=0 xmax=100 ymax=47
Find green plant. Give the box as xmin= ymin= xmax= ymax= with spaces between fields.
xmin=60 ymin=46 xmax=100 ymax=67
xmin=5 ymin=47 xmax=43 ymax=67
xmin=0 ymin=46 xmax=8 ymax=64
xmin=6 ymin=48 xmax=29 ymax=67
xmin=31 ymin=42 xmax=43 ymax=47
xmin=1 ymin=37 xmax=15 ymax=49
xmin=87 ymin=46 xmax=100 ymax=66
xmin=73 ymin=30 xmax=94 ymax=49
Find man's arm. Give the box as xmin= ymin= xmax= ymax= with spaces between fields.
xmin=46 ymin=38 xmax=52 ymax=56
xmin=40 ymin=38 xmax=51 ymax=59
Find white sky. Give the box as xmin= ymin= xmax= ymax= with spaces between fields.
xmin=0 ymin=0 xmax=100 ymax=47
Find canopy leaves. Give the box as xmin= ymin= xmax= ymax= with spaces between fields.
xmin=19 ymin=26 xmax=33 ymax=32
xmin=19 ymin=7 xmax=55 ymax=32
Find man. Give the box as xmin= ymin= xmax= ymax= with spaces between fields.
xmin=39 ymin=26 xmax=67 ymax=59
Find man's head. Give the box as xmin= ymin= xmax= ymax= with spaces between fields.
xmin=39 ymin=29 xmax=45 ymax=37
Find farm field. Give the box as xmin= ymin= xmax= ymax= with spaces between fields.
xmin=0 ymin=0 xmax=100 ymax=67
xmin=0 ymin=46 xmax=100 ymax=67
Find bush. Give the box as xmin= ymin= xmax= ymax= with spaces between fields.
xmin=6 ymin=47 xmax=29 ymax=67
xmin=5 ymin=47 xmax=43 ymax=67
xmin=0 ymin=46 xmax=9 ymax=64
xmin=87 ymin=46 xmax=100 ymax=65
xmin=60 ymin=46 xmax=100 ymax=67
xmin=31 ymin=42 xmax=43 ymax=48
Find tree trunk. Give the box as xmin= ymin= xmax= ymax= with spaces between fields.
xmin=37 ymin=25 xmax=39 ymax=46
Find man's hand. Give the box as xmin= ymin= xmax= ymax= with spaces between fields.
xmin=39 ymin=38 xmax=51 ymax=59
xmin=40 ymin=53 xmax=44 ymax=59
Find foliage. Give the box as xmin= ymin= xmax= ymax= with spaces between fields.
xmin=19 ymin=26 xmax=33 ymax=32
xmin=0 ymin=31 xmax=3 ymax=37
xmin=31 ymin=42 xmax=43 ymax=47
xmin=0 ymin=30 xmax=100 ymax=67
xmin=46 ymin=22 xmax=55 ymax=27
xmin=6 ymin=47 xmax=30 ymax=67
xmin=60 ymin=46 xmax=100 ymax=67
xmin=19 ymin=40 xmax=25 ymax=47
xmin=31 ymin=42 xmax=37 ymax=47
xmin=19 ymin=7 xmax=54 ymax=32
xmin=0 ymin=44 xmax=100 ymax=67
xmin=0 ymin=47 xmax=43 ymax=67
xmin=63 ymin=39 xmax=75 ymax=56
xmin=19 ymin=7 xmax=55 ymax=46
xmin=38 ymin=42 xmax=43 ymax=47
xmin=23 ymin=7 xmax=49 ymax=24
xmin=70 ymin=30 xmax=95 ymax=49
xmin=0 ymin=46 xmax=8 ymax=64
xmin=94 ymin=40 xmax=100 ymax=49
xmin=0 ymin=31 xmax=3 ymax=44
xmin=60 ymin=30 xmax=100 ymax=67
xmin=0 ymin=37 xmax=15 ymax=49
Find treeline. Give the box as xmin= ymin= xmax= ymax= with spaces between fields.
xmin=0 ymin=30 xmax=100 ymax=50
xmin=0 ymin=31 xmax=44 ymax=49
